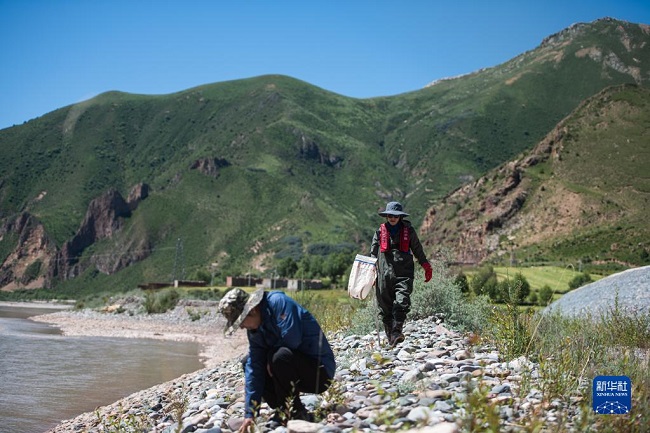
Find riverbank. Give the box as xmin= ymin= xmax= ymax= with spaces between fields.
xmin=30 ymin=298 xmax=247 ymax=368
xmin=30 ymin=289 xmax=650 ymax=433
xmin=0 ymin=300 xmax=75 ymax=310
xmin=39 ymin=312 xmax=597 ymax=433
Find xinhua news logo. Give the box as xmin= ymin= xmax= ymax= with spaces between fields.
xmin=592 ymin=375 xmax=632 ymax=414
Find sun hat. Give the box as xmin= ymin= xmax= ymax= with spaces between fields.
xmin=378 ymin=201 xmax=409 ymax=217
xmin=218 ymin=288 xmax=264 ymax=334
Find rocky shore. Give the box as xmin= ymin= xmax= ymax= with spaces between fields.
xmin=33 ymin=299 xmax=592 ymax=433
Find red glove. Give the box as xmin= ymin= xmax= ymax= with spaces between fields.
xmin=422 ymin=262 xmax=432 ymax=282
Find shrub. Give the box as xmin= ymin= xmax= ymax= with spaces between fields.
xmin=454 ymin=271 xmax=470 ymax=293
xmin=292 ymin=290 xmax=357 ymax=335
xmin=347 ymin=260 xmax=491 ymax=336
xmin=20 ymin=260 xmax=42 ymax=284
xmin=538 ymin=284 xmax=554 ymax=306
xmin=488 ymin=301 xmax=533 ymax=360
xmin=144 ymin=288 xmax=180 ymax=314
xmin=497 ymin=272 xmax=530 ymax=304
xmin=187 ymin=288 xmax=222 ymax=300
xmin=410 ymin=260 xmax=491 ymax=332
xmin=568 ymin=272 xmax=593 ymax=290
xmin=470 ymin=266 xmax=498 ymax=299
xmin=194 ymin=270 xmax=211 ymax=284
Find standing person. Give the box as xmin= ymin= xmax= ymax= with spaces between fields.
xmin=370 ymin=201 xmax=432 ymax=346
xmin=219 ymin=288 xmax=336 ymax=432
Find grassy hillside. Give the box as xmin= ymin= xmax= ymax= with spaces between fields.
xmin=1 ymin=18 xmax=649 ymax=295
xmin=514 ymin=84 xmax=650 ymax=268
xmin=376 ymin=18 xmax=650 ymax=212
xmin=421 ymin=84 xmax=650 ymax=272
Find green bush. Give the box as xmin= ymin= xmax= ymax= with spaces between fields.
xmin=488 ymin=302 xmax=533 ymax=360
xmin=144 ymin=288 xmax=180 ymax=314
xmin=497 ymin=272 xmax=530 ymax=304
xmin=538 ymin=284 xmax=554 ymax=306
xmin=454 ymin=271 xmax=470 ymax=293
xmin=194 ymin=270 xmax=212 ymax=284
xmin=186 ymin=288 xmax=223 ymax=300
xmin=21 ymin=260 xmax=42 ymax=284
xmin=568 ymin=272 xmax=593 ymax=290
xmin=347 ymin=260 xmax=491 ymax=336
xmin=470 ymin=266 xmax=498 ymax=299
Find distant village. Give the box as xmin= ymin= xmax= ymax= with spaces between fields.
xmin=139 ymin=276 xmax=323 ymax=291
xmin=226 ymin=276 xmax=323 ymax=291
xmin=226 ymin=277 xmax=323 ymax=291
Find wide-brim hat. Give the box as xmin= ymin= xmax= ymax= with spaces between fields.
xmin=378 ymin=201 xmax=409 ymax=217
xmin=218 ymin=288 xmax=264 ymax=334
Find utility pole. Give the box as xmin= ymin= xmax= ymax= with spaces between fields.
xmin=173 ymin=237 xmax=185 ymax=282
xmin=210 ymin=263 xmax=218 ymax=286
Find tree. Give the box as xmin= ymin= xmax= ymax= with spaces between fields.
xmin=568 ymin=272 xmax=593 ymax=290
xmin=322 ymin=252 xmax=354 ymax=284
xmin=454 ymin=272 xmax=470 ymax=294
xmin=538 ymin=284 xmax=554 ymax=306
xmin=298 ymin=255 xmax=323 ymax=279
xmin=496 ymin=272 xmax=530 ymax=304
xmin=471 ymin=266 xmax=498 ymax=298
xmin=277 ymin=257 xmax=298 ymax=278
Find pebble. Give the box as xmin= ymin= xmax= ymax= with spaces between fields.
xmin=45 ymin=317 xmax=591 ymax=433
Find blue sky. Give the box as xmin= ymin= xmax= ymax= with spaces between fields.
xmin=1 ymin=1 xmax=649 ymax=130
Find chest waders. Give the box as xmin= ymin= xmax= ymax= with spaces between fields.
xmin=375 ymin=225 xmax=415 ymax=346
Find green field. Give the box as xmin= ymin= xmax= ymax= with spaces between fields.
xmin=495 ymin=266 xmax=603 ymax=294
xmin=464 ymin=265 xmax=604 ymax=296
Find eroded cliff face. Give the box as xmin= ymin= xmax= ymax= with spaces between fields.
xmin=0 ymin=213 xmax=58 ymax=290
xmin=190 ymin=157 xmax=231 ymax=178
xmin=418 ymin=127 xmax=565 ymax=265
xmin=0 ymin=183 xmax=149 ymax=291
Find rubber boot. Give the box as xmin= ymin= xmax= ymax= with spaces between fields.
xmin=391 ymin=322 xmax=405 ymax=346
xmin=383 ymin=322 xmax=393 ymax=345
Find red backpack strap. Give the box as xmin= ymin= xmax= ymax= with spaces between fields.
xmin=380 ymin=224 xmax=389 ymax=252
xmin=400 ymin=225 xmax=410 ymax=252
xmin=380 ymin=223 xmax=410 ymax=252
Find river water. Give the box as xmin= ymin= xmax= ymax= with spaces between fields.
xmin=0 ymin=305 xmax=204 ymax=433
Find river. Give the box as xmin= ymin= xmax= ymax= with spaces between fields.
xmin=0 ymin=305 xmax=204 ymax=433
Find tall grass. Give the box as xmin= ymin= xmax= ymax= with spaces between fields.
xmin=484 ymin=292 xmax=650 ymax=432
xmin=293 ymin=261 xmax=649 ymax=432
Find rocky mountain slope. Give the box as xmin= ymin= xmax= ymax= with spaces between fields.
xmin=419 ymin=84 xmax=650 ymax=267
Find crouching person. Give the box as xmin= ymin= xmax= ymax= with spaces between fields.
xmin=219 ymin=288 xmax=336 ymax=432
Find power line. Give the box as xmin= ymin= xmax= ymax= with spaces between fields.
xmin=28 ymin=246 xmax=177 ymax=265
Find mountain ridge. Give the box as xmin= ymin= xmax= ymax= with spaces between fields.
xmin=420 ymin=83 xmax=650 ymax=268
xmin=1 ymin=17 xmax=649 ymax=294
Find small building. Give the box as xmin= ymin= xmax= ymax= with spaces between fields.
xmin=226 ymin=276 xmax=263 ymax=287
xmin=287 ymin=279 xmax=323 ymax=291
xmin=173 ymin=280 xmax=207 ymax=288
xmin=138 ymin=282 xmax=173 ymax=290
xmin=261 ymin=277 xmax=288 ymax=289
xmin=226 ymin=276 xmax=322 ymax=291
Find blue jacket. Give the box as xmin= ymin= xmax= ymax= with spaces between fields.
xmin=244 ymin=291 xmax=336 ymax=417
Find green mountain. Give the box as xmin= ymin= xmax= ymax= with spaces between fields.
xmin=1 ymin=18 xmax=649 ymax=295
xmin=420 ymin=84 xmax=650 ymax=270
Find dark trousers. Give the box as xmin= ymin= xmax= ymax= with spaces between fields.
xmin=376 ymin=273 xmax=413 ymax=326
xmin=262 ymin=347 xmax=332 ymax=414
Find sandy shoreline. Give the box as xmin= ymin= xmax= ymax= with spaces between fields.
xmin=0 ymin=300 xmax=75 ymax=309
xmin=25 ymin=300 xmax=248 ymax=368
